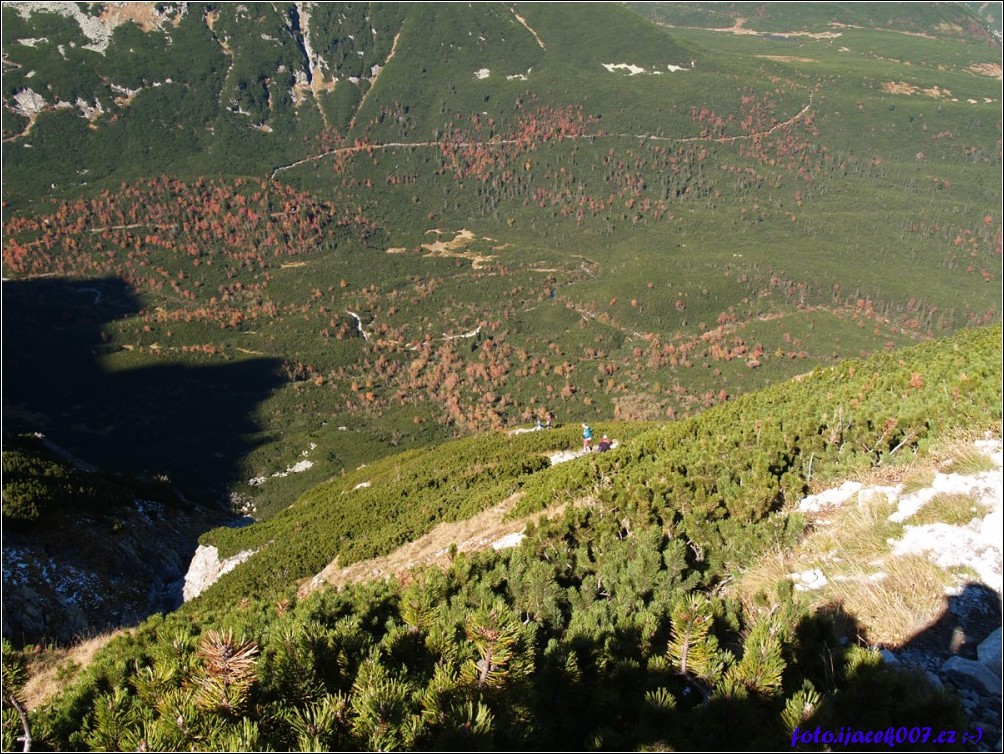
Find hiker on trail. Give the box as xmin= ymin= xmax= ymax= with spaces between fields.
xmin=582 ymin=422 xmax=593 ymax=451
xmin=597 ymin=435 xmax=612 ymax=452
xmin=545 ymin=411 xmax=553 ymax=429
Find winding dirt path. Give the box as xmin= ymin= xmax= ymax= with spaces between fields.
xmin=298 ymin=440 xmax=610 ymax=596
xmin=270 ymin=91 xmax=817 ymax=179
xmin=298 ymin=492 xmax=588 ymax=596
xmin=349 ymin=31 xmax=402 ymax=130
xmin=510 ymin=7 xmax=546 ymax=49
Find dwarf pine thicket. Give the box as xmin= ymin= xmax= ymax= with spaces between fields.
xmin=1 ymin=2 xmax=1001 ymax=749
xmin=3 ymin=325 xmax=997 ymax=751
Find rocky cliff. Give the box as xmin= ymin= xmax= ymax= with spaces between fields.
xmin=2 ymin=437 xmax=231 ymax=645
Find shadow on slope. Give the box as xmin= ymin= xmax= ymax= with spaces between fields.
xmin=535 ymin=604 xmax=973 ymax=751
xmin=891 ymin=583 xmax=1003 ymax=747
xmin=2 ymin=276 xmax=283 ymax=495
xmin=786 ymin=583 xmax=1001 ymax=752
xmin=1 ymin=276 xmax=284 ymax=644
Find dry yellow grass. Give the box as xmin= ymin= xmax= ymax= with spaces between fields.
xmin=23 ymin=628 xmax=127 ymax=709
xmin=736 ymin=492 xmax=900 ymax=614
xmin=906 ymin=492 xmax=989 ymax=527
xmin=811 ymin=491 xmax=903 ymax=563
xmin=299 ymin=493 xmax=594 ymax=597
xmin=730 ymin=432 xmax=1000 ymax=647
xmin=823 ymin=557 xmax=947 ymax=645
xmin=420 ymin=229 xmax=498 ymax=269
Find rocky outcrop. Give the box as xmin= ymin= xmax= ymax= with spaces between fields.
xmin=876 ymin=591 xmax=1002 ymax=751
xmin=806 ymin=438 xmax=1003 ymax=750
xmin=12 ymin=88 xmax=47 ymax=119
xmin=5 ymin=2 xmax=182 ymax=53
xmin=978 ymin=627 xmax=1002 ymax=672
xmin=2 ymin=496 xmax=229 ymax=646
xmin=942 ymin=655 xmax=1000 ymax=696
xmin=182 ymin=545 xmax=258 ymax=602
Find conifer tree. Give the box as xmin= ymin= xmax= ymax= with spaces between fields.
xmin=132 ymin=662 xmax=178 ymax=710
xmin=285 ymin=693 xmax=352 ymax=751
xmin=349 ymin=650 xmax=416 ymax=749
xmin=781 ymin=680 xmax=821 ymax=735
xmin=724 ymin=614 xmax=786 ymax=697
xmin=194 ymin=629 xmax=259 ymax=716
xmin=81 ymin=687 xmax=140 ymax=751
xmin=263 ymin=621 xmax=327 ymax=706
xmin=399 ymin=582 xmax=437 ymax=635
xmin=666 ymin=593 xmax=714 ymax=682
xmin=461 ymin=601 xmax=526 ymax=690
xmin=217 ymin=717 xmax=262 ymax=752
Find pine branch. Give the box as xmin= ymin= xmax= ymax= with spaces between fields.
xmin=8 ymin=693 xmax=31 ymax=753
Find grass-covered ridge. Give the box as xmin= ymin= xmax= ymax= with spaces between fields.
xmin=7 ymin=325 xmax=997 ymax=751
xmin=198 ymin=421 xmax=656 ymax=604
xmin=3 ymin=3 xmax=999 ymax=518
xmin=626 ymin=2 xmax=995 ymax=39
xmin=192 ymin=324 xmax=1001 ymax=610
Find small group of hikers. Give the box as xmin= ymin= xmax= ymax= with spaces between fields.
xmin=530 ymin=414 xmax=610 ymax=452
xmin=534 ymin=411 xmax=555 ymax=431
xmin=581 ymin=423 xmax=611 ymax=453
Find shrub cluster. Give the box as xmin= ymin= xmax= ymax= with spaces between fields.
xmin=15 ymin=326 xmax=995 ymax=750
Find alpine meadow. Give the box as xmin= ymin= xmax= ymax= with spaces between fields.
xmin=1 ymin=2 xmax=1001 ymax=751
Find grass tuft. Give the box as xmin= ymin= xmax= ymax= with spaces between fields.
xmin=824 ymin=556 xmax=947 ymax=646
xmin=812 ymin=491 xmax=903 ymax=564
xmin=944 ymin=448 xmax=999 ymax=475
xmin=23 ymin=629 xmax=126 ymax=709
xmin=905 ymin=492 xmax=990 ymax=527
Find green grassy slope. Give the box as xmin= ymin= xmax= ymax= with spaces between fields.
xmin=625 ymin=2 xmax=994 ymax=38
xmin=13 ymin=324 xmax=998 ymax=751
xmin=2 ymin=2 xmax=1000 ymax=520
xmin=193 ymin=324 xmax=1001 ymax=606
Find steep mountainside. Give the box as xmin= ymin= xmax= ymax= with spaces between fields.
xmin=4 ymin=1 xmax=1000 ymax=524
xmin=2 ymin=435 xmax=232 ymax=645
xmin=4 ymin=325 xmax=999 ymax=751
xmin=1 ymin=4 xmax=1001 ymax=715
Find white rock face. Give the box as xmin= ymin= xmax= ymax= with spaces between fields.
xmin=798 ymin=480 xmax=862 ymax=513
xmin=6 ymin=1 xmax=182 ymax=53
xmin=13 ymin=88 xmax=47 ymax=117
xmin=183 ymin=545 xmax=257 ymax=602
xmin=7 ymin=1 xmax=113 ymax=52
xmin=890 ymin=467 xmax=1003 ymax=593
xmin=603 ymin=63 xmax=646 ymax=75
xmin=890 ymin=470 xmax=1000 ymax=523
xmin=790 ymin=568 xmax=828 ymax=591
xmin=792 ymin=437 xmax=1002 ymax=616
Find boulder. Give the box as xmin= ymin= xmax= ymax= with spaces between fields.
xmin=924 ymin=671 xmax=944 ymax=691
xmin=879 ymin=649 xmax=901 ymax=666
xmin=941 ymin=655 xmax=1001 ymax=696
xmin=977 ymin=627 xmax=1002 ymax=676
xmin=182 ymin=544 xmax=258 ymax=602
